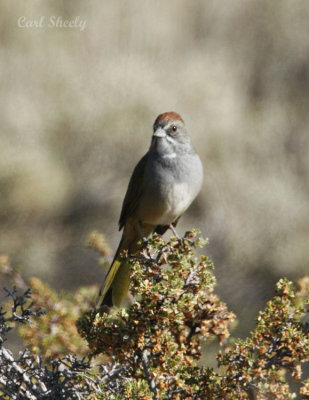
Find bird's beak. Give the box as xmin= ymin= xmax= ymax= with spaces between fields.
xmin=152 ymin=128 xmax=166 ymax=138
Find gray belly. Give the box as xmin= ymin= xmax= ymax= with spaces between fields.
xmin=148 ymin=181 xmax=195 ymax=224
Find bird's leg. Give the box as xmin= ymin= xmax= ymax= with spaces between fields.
xmin=169 ymin=223 xmax=180 ymax=238
xmin=139 ymin=220 xmax=148 ymax=245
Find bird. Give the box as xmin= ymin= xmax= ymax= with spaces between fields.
xmin=96 ymin=111 xmax=203 ymax=309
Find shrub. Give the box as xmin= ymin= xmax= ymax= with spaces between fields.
xmin=0 ymin=232 xmax=308 ymax=399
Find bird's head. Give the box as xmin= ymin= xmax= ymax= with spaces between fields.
xmin=151 ymin=112 xmax=193 ymax=157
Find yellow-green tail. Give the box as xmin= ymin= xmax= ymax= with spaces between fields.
xmin=96 ymin=222 xmax=155 ymax=309
xmin=96 ymin=236 xmax=125 ymax=309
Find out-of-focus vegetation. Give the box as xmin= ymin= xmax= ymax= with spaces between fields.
xmin=1 ymin=1 xmax=309 ymax=337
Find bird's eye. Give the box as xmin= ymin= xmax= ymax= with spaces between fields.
xmin=171 ymin=125 xmax=177 ymax=132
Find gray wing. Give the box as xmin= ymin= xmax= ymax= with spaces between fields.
xmin=118 ymin=153 xmax=148 ymax=230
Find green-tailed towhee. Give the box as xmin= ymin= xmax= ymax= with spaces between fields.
xmin=96 ymin=112 xmax=203 ymax=309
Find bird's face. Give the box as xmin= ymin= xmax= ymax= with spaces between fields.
xmin=150 ymin=112 xmax=193 ymax=157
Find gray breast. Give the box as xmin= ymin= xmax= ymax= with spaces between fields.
xmin=142 ymin=152 xmax=203 ymax=225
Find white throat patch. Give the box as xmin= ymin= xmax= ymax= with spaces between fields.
xmin=162 ymin=152 xmax=177 ymax=159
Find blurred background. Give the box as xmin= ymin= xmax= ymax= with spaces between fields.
xmin=1 ymin=0 xmax=309 ymax=342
